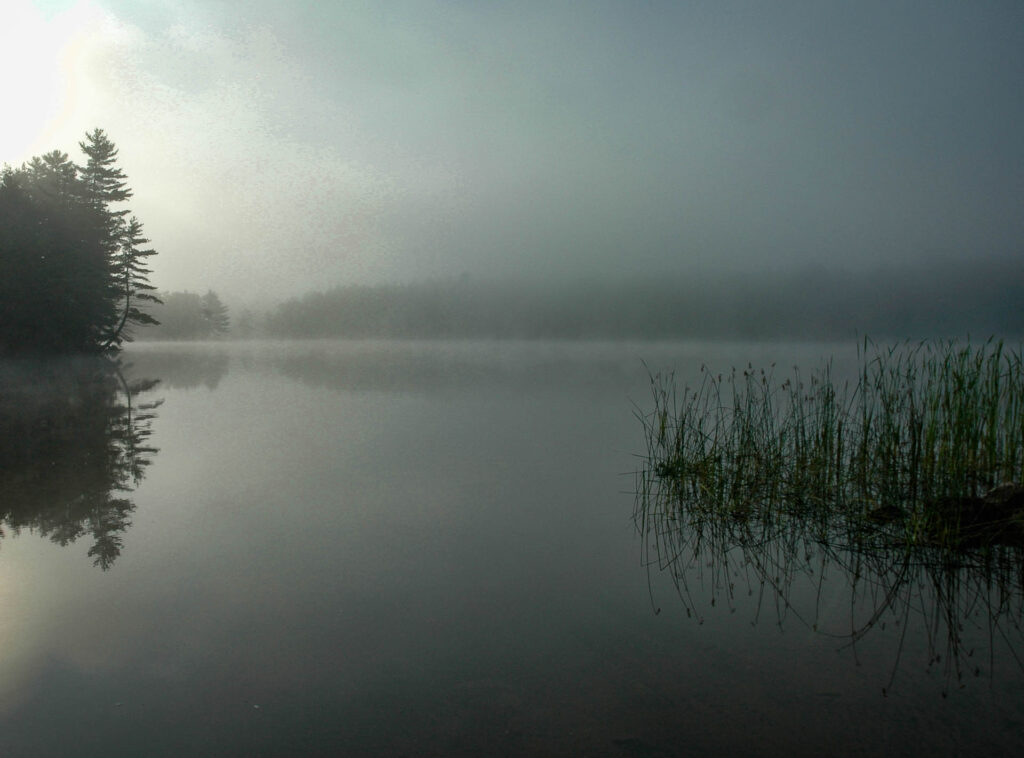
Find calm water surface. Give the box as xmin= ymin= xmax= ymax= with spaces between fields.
xmin=1 ymin=340 xmax=1021 ymax=756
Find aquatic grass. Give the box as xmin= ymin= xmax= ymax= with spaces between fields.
xmin=635 ymin=338 xmax=1024 ymax=692
xmin=638 ymin=338 xmax=1024 ymax=550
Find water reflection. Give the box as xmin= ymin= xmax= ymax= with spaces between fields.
xmin=635 ymin=475 xmax=1024 ymax=695
xmin=0 ymin=358 xmax=161 ymax=569
xmin=122 ymin=346 xmax=229 ymax=389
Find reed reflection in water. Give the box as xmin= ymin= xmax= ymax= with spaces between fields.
xmin=634 ymin=493 xmax=1024 ymax=695
xmin=635 ymin=341 xmax=1024 ymax=695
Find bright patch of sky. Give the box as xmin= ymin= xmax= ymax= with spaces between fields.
xmin=3 ymin=1 xmax=1023 ymax=302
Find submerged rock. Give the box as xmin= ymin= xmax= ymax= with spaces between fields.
xmin=983 ymin=483 xmax=1024 ymax=510
xmin=864 ymin=503 xmax=905 ymax=525
xmin=926 ymin=483 xmax=1024 ymax=548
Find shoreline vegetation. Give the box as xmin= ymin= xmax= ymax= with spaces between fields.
xmin=245 ymin=261 xmax=1024 ymax=341
xmin=638 ymin=338 xmax=1024 ymax=543
xmin=0 ymin=130 xmax=158 ymax=356
xmin=635 ymin=338 xmax=1024 ymax=691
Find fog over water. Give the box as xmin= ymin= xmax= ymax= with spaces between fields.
xmin=4 ymin=3 xmax=1024 ymax=753
xmin=2 ymin=341 xmax=1022 ymax=756
xmin=4 ymin=0 xmax=1023 ymax=319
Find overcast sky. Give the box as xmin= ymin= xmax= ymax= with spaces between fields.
xmin=3 ymin=0 xmax=1023 ymax=302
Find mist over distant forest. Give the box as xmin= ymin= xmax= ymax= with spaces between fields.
xmin=256 ymin=257 xmax=1024 ymax=341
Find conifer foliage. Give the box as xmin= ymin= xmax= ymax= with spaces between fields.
xmin=0 ymin=129 xmax=159 ymax=355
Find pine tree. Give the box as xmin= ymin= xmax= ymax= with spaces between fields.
xmin=26 ymin=150 xmax=80 ymax=207
xmin=77 ymin=128 xmax=159 ymax=348
xmin=79 ymin=128 xmax=132 ymax=205
xmin=200 ymin=290 xmax=230 ymax=336
xmin=108 ymin=217 xmax=162 ymax=342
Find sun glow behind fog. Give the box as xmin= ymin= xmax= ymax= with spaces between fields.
xmin=2 ymin=1 xmax=1022 ymax=304
xmin=0 ymin=2 xmax=109 ymax=163
xmin=0 ymin=1 xmax=399 ymax=300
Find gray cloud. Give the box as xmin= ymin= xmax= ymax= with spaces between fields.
xmin=6 ymin=1 xmax=1024 ymax=303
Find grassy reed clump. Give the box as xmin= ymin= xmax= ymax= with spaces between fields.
xmin=638 ymin=338 xmax=1024 ymax=549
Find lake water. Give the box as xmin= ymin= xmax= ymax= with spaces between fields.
xmin=1 ymin=339 xmax=1021 ymax=757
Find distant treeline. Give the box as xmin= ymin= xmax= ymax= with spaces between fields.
xmin=142 ymin=290 xmax=230 ymax=340
xmin=261 ymin=259 xmax=1024 ymax=340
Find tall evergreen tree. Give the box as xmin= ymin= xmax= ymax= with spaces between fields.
xmin=108 ymin=216 xmax=161 ymax=344
xmin=26 ymin=150 xmax=80 ymax=207
xmin=200 ymin=290 xmax=230 ymax=336
xmin=79 ymin=128 xmax=132 ymax=206
xmin=76 ymin=128 xmax=160 ymax=348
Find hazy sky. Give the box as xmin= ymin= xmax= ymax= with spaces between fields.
xmin=3 ymin=0 xmax=1023 ymax=302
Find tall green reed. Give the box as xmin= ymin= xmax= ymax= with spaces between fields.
xmin=638 ymin=339 xmax=1024 ymax=547
xmin=635 ymin=339 xmax=1024 ymax=692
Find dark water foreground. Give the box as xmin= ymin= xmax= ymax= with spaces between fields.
xmin=0 ymin=341 xmax=1021 ymax=757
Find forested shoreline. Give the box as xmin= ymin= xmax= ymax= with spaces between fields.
xmin=258 ymin=259 xmax=1024 ymax=341
xmin=4 ymin=132 xmax=1021 ymax=347
xmin=143 ymin=290 xmax=230 ymax=340
xmin=0 ymin=130 xmax=157 ymax=355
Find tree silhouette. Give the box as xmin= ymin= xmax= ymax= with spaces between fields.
xmin=107 ymin=215 xmax=161 ymax=345
xmin=77 ymin=128 xmax=161 ymax=348
xmin=145 ymin=290 xmax=232 ymax=339
xmin=1 ymin=160 xmax=111 ymax=353
xmin=200 ymin=289 xmax=230 ymax=335
xmin=0 ymin=129 xmax=159 ymax=355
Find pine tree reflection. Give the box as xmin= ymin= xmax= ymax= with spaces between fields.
xmin=0 ymin=357 xmax=161 ymax=569
xmin=635 ymin=471 xmax=1024 ymax=695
